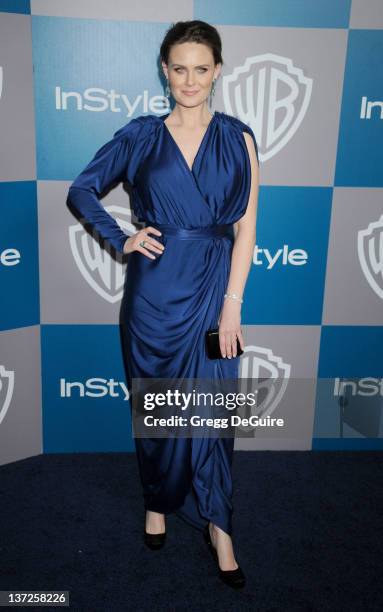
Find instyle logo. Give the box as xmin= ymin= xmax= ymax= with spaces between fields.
xmin=69 ymin=205 xmax=139 ymax=303
xmin=0 ymin=365 xmax=15 ymax=426
xmin=223 ymin=53 xmax=313 ymax=162
xmin=60 ymin=377 xmax=130 ymax=401
xmin=238 ymin=345 xmax=291 ymax=429
xmin=334 ymin=378 xmax=383 ymax=397
xmin=360 ymin=96 xmax=383 ymax=120
xmin=253 ymin=244 xmax=308 ymax=268
xmin=0 ymin=248 xmax=21 ymax=266
xmin=357 ymin=214 xmax=383 ymax=300
xmin=55 ymin=86 xmax=168 ymax=118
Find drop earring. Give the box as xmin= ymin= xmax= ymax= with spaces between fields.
xmin=165 ymin=79 xmax=171 ymax=99
xmin=209 ymin=78 xmax=216 ymax=108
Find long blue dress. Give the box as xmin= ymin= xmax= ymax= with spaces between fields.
xmin=67 ymin=110 xmax=259 ymax=536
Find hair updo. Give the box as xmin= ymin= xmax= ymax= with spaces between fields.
xmin=160 ymin=20 xmax=223 ymax=66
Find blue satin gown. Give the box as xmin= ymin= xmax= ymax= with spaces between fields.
xmin=68 ymin=110 xmax=259 ymax=536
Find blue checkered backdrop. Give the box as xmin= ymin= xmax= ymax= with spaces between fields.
xmin=1 ymin=0 xmax=382 ymax=466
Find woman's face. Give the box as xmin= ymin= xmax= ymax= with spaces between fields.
xmin=162 ymin=42 xmax=221 ymax=109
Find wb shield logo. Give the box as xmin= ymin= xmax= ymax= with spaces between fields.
xmin=0 ymin=365 xmax=15 ymax=427
xmin=358 ymin=215 xmax=383 ymax=300
xmin=238 ymin=345 xmax=291 ymax=433
xmin=69 ymin=205 xmax=137 ymax=303
xmin=222 ymin=53 xmax=313 ymax=161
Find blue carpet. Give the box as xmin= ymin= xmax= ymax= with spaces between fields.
xmin=0 ymin=451 xmax=382 ymax=611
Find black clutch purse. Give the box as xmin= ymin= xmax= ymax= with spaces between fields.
xmin=205 ymin=328 xmax=244 ymax=359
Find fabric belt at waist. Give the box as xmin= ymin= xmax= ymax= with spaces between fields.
xmin=146 ymin=223 xmax=234 ymax=240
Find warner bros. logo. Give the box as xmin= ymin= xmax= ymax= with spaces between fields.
xmin=222 ymin=53 xmax=313 ymax=161
xmin=0 ymin=365 xmax=15 ymax=427
xmin=238 ymin=345 xmax=291 ymax=421
xmin=358 ymin=214 xmax=383 ymax=300
xmin=69 ymin=205 xmax=137 ymax=303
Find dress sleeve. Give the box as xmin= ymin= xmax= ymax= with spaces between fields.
xmin=67 ymin=118 xmax=142 ymax=253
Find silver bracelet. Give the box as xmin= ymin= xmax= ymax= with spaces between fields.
xmin=224 ymin=292 xmax=243 ymax=303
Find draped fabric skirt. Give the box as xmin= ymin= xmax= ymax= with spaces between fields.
xmin=120 ymin=223 xmax=239 ymax=536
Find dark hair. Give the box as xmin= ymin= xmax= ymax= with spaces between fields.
xmin=160 ymin=20 xmax=223 ymax=66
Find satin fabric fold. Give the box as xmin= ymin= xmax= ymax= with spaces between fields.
xmin=68 ymin=111 xmax=259 ymax=536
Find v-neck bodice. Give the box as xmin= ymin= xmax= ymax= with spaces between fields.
xmin=161 ymin=111 xmax=218 ymax=174
xmin=121 ymin=110 xmax=258 ymax=232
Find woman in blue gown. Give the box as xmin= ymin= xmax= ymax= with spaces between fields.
xmin=67 ymin=20 xmax=259 ymax=588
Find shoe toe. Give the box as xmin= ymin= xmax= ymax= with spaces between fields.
xmin=144 ymin=530 xmax=166 ymax=549
xmin=219 ymin=566 xmax=246 ymax=589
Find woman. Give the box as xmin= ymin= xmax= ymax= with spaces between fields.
xmin=67 ymin=20 xmax=259 ymax=589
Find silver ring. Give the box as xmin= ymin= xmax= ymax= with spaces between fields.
xmin=139 ymin=234 xmax=147 ymax=248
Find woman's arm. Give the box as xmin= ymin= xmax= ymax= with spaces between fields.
xmin=67 ymin=119 xmax=142 ymax=254
xmin=218 ymin=131 xmax=260 ymax=358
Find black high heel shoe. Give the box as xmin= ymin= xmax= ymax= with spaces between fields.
xmin=143 ymin=528 xmax=166 ymax=550
xmin=203 ymin=524 xmax=246 ymax=589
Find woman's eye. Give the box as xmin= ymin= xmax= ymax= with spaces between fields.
xmin=174 ymin=68 xmax=208 ymax=73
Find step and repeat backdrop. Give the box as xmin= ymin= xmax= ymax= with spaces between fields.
xmin=1 ymin=0 xmax=382 ymax=466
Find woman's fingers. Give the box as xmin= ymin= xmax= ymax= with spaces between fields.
xmin=231 ymin=332 xmax=238 ymax=357
xmin=136 ymin=244 xmax=157 ymax=259
xmin=144 ymin=227 xmax=165 ymax=253
xmin=135 ymin=227 xmax=165 ymax=260
xmin=227 ymin=332 xmax=237 ymax=358
xmin=219 ymin=330 xmax=240 ymax=358
xmin=236 ymin=328 xmax=245 ymax=351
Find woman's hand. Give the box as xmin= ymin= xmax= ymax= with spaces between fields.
xmin=217 ymin=298 xmax=245 ymax=358
xmin=123 ymin=226 xmax=165 ymax=259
